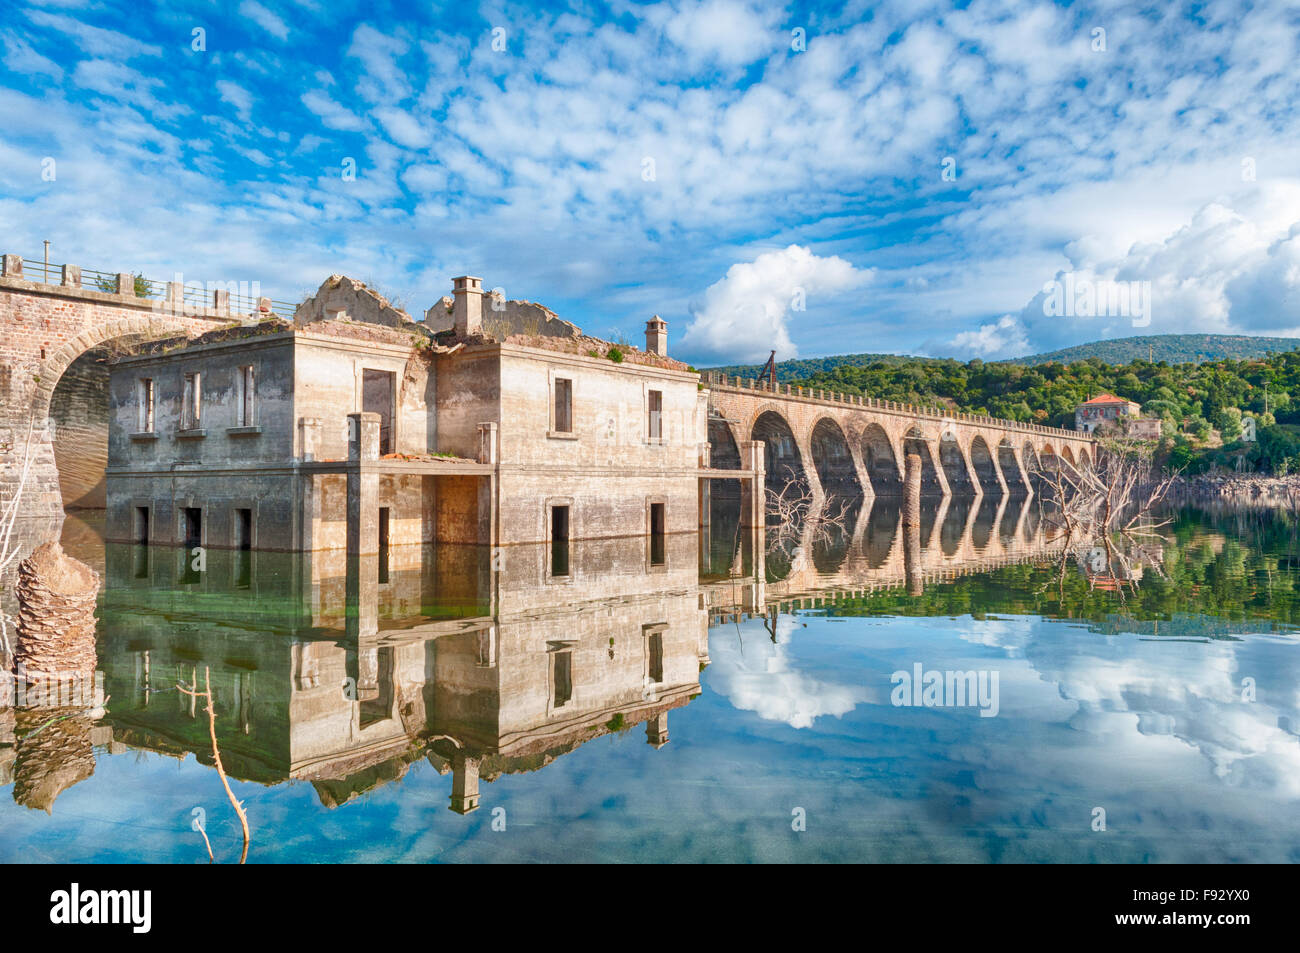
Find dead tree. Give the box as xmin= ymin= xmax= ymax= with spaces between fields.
xmin=765 ymin=467 xmax=852 ymax=552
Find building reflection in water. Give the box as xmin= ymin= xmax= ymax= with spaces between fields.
xmin=2 ymin=490 xmax=1102 ymax=814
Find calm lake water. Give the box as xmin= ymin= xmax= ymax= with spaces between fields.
xmin=2 ymin=500 xmax=1299 ymax=863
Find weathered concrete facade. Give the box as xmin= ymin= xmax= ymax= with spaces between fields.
xmin=102 ymin=279 xmax=708 ymax=555
xmin=83 ymin=532 xmax=706 ymax=811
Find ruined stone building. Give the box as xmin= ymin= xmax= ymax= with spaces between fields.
xmin=104 ymin=274 xmax=708 ymax=572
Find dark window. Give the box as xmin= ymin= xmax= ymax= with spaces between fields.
xmin=362 ymin=369 xmax=395 ymax=454
xmin=378 ymin=507 xmax=390 ymax=584
xmin=554 ymin=378 xmax=573 ymax=433
xmin=553 ymin=651 xmax=573 ymax=707
xmin=134 ymin=506 xmax=150 ymax=545
xmin=550 ymin=505 xmax=570 ymax=577
xmin=234 ymin=508 xmax=252 ymax=550
xmin=648 ymin=390 xmax=663 ymax=439
xmin=183 ymin=507 xmax=202 ymax=549
xmin=649 ymin=502 xmax=666 ymax=566
xmin=647 ymin=631 xmax=664 ymax=684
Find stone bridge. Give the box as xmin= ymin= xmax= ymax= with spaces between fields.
xmin=703 ymin=492 xmax=1073 ymax=617
xmin=704 ymin=372 xmax=1096 ymax=500
xmin=0 ymin=255 xmax=272 ymax=529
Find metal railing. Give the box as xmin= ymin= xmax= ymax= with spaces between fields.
xmin=9 ymin=254 xmax=298 ymax=316
xmin=703 ymin=371 xmax=1091 ymax=442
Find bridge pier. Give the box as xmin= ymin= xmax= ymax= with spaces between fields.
xmin=989 ymin=450 xmax=1010 ymax=495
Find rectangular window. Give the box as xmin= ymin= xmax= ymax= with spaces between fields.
xmin=649 ymin=502 xmax=666 ymax=566
xmin=182 ymin=372 xmax=202 ymax=429
xmin=552 ymin=651 xmax=573 ymax=708
xmin=378 ymin=506 xmax=390 ymax=584
xmin=134 ymin=506 xmax=150 ymax=545
xmin=182 ymin=507 xmax=202 ymax=549
xmin=234 ymin=507 xmax=252 ymax=551
xmin=554 ymin=378 xmax=573 ymax=433
xmin=137 ymin=378 xmax=154 ymax=432
xmin=647 ymin=630 xmax=664 ymax=684
xmin=236 ymin=365 xmax=256 ymax=427
xmin=648 ymin=389 xmax=663 ymax=440
xmin=362 ymin=368 xmax=395 ymax=454
xmin=550 ymin=504 xmax=570 ymax=577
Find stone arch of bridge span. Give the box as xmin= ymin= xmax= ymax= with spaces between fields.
xmin=858 ymin=421 xmax=902 ymax=497
xmin=969 ymin=435 xmax=1002 ymax=495
xmin=1077 ymin=447 xmax=1091 ymax=469
xmin=11 ymin=314 xmax=198 ymax=519
xmin=708 ymin=416 xmax=742 ymax=469
xmin=809 ymin=416 xmax=863 ymax=499
xmin=750 ymin=408 xmax=809 ymax=497
xmin=997 ymin=438 xmax=1027 ymax=493
xmin=1061 ymin=445 xmax=1076 ymax=467
xmin=901 ymin=426 xmax=945 ymax=497
xmin=937 ymin=432 xmax=976 ymax=496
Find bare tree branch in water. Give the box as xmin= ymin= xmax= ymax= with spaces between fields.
xmin=1031 ymin=438 xmax=1179 ymax=601
xmin=765 ymin=467 xmax=852 ymax=551
xmin=1032 ymin=438 xmax=1178 ymax=542
xmin=0 ymin=413 xmax=38 ymax=666
xmin=178 ymin=667 xmax=250 ymax=864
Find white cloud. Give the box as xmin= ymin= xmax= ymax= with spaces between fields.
xmin=709 ymin=615 xmax=872 ymax=729
xmin=374 ymin=106 xmax=430 ymax=149
xmin=681 ymin=245 xmax=871 ymax=363
xmin=239 ymin=1 xmax=290 ymax=41
xmin=654 ymin=0 xmax=780 ymax=68
xmin=300 ymin=89 xmax=366 ymax=132
xmin=215 ymin=80 xmax=254 ymax=122
xmin=1013 ymin=183 xmax=1300 ymax=352
xmin=945 ymin=314 xmax=1030 ymax=360
xmin=1 ymin=33 xmax=64 ymax=80
xmin=25 ymin=11 xmax=161 ymax=59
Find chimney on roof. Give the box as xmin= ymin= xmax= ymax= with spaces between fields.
xmin=645 ymin=314 xmax=667 ymax=356
xmin=452 ymin=276 xmax=483 ymax=336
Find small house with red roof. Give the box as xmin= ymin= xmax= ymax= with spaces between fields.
xmin=1075 ymin=393 xmax=1141 ymax=433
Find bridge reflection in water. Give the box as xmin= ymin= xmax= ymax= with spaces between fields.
xmin=1 ymin=493 xmax=1089 ymax=816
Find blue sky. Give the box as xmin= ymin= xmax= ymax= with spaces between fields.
xmin=2 ymin=0 xmax=1299 ymax=365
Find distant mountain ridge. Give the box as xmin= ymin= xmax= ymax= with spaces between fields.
xmin=1012 ymin=334 xmax=1300 ymax=366
xmin=703 ymin=334 xmax=1300 ymax=379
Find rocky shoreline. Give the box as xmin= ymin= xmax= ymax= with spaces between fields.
xmin=1169 ymin=473 xmax=1300 ymax=509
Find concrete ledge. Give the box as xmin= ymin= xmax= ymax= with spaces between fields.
xmin=546 ymin=430 xmax=579 ymax=440
xmin=128 ymin=431 xmax=158 ymax=441
xmin=226 ymin=425 xmax=262 ymax=436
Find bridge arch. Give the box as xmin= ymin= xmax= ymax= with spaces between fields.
xmin=751 ymin=409 xmax=808 ymax=496
xmin=708 ymin=416 xmax=742 ymax=469
xmin=1061 ymin=446 xmax=1076 ymax=467
xmin=997 ymin=439 xmax=1026 ymax=493
xmin=937 ymin=433 xmax=976 ymax=496
xmin=9 ymin=313 xmax=201 ymax=522
xmin=902 ymin=427 xmax=944 ymax=497
xmin=1077 ymin=448 xmax=1091 ymax=469
xmin=810 ymin=416 xmax=862 ymax=499
xmin=859 ymin=422 xmax=902 ymax=496
xmin=968 ymin=435 xmax=1001 ymax=495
